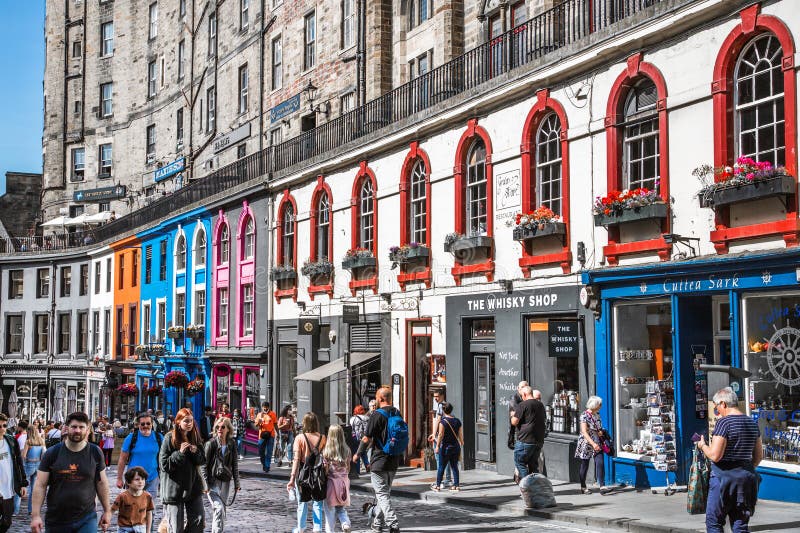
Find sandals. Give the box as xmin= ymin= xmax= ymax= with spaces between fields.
xmin=580 ymin=487 xmax=592 ymax=495
xmin=431 ymin=484 xmax=441 ymax=492
xmin=449 ymin=486 xmax=461 ymax=492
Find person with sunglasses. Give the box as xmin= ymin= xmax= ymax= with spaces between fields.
xmin=0 ymin=413 xmax=28 ymax=532
xmin=117 ymin=412 xmax=164 ymax=496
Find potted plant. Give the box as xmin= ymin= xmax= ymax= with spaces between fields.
xmin=512 ymin=206 xmax=565 ymax=241
xmin=116 ymin=383 xmax=138 ymax=397
xmin=388 ymin=242 xmax=430 ymax=269
xmin=151 ymin=345 xmax=165 ymax=357
xmin=593 ymin=187 xmax=667 ymax=226
xmin=342 ymin=248 xmax=377 ymax=270
xmin=147 ymin=384 xmax=163 ymax=397
xmin=185 ymin=377 xmax=205 ymax=397
xmin=185 ymin=324 xmax=205 ymax=340
xmin=134 ymin=344 xmax=150 ymax=357
xmin=301 ymin=258 xmax=334 ymax=280
xmin=167 ymin=326 xmax=184 ymax=339
xmin=694 ymin=157 xmax=795 ymax=208
xmin=165 ymin=370 xmax=189 ymax=388
xmin=271 ymin=263 xmax=298 ymax=282
xmin=443 ymin=232 xmax=493 ymax=254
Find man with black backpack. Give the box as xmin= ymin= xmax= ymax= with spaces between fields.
xmin=353 ymin=387 xmax=407 ymax=533
xmin=116 ymin=412 xmax=163 ymax=495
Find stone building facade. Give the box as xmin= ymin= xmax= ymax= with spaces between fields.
xmin=0 ymin=172 xmax=42 ymax=239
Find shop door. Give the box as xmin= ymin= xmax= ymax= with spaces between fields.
xmin=474 ymin=354 xmax=495 ymax=462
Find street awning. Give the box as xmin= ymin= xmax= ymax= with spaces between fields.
xmin=41 ymin=215 xmax=72 ymax=228
xmin=84 ymin=211 xmax=113 ymax=224
xmin=294 ymin=352 xmax=379 ymax=382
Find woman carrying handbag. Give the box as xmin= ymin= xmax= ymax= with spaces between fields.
xmin=202 ymin=418 xmax=241 ymax=533
xmin=574 ymin=396 xmax=607 ymax=494
xmin=431 ymin=402 xmax=463 ymax=492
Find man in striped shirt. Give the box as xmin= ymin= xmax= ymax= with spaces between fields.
xmin=698 ymin=387 xmax=763 ymax=533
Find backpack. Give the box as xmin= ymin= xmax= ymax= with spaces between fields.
xmin=374 ymin=408 xmax=409 ymax=456
xmin=351 ymin=414 xmax=368 ymax=441
xmin=127 ymin=429 xmax=164 ymax=471
xmin=296 ymin=434 xmax=327 ymax=502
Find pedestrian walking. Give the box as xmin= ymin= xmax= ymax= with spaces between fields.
xmin=511 ymin=385 xmax=547 ymax=478
xmin=0 ymin=413 xmax=28 ymax=533
xmin=217 ymin=404 xmax=233 ymax=420
xmin=12 ymin=420 xmax=29 ymax=515
xmin=255 ymin=402 xmax=278 ymax=473
xmin=201 ymin=417 xmax=241 ymax=533
xmin=44 ymin=422 xmax=62 ymax=448
xmin=30 ymin=411 xmax=112 ymax=533
xmin=118 ymin=412 xmax=163 ymax=495
xmin=322 ymin=425 xmax=351 ymax=533
xmin=278 ymin=405 xmax=296 ymax=465
xmin=101 ymin=422 xmax=116 ymax=467
xmin=231 ymin=409 xmax=246 ymax=460
xmin=431 ymin=402 xmax=463 ymax=492
xmin=199 ymin=407 xmax=215 ymax=442
xmin=287 ymin=413 xmax=326 ymax=533
xmin=158 ymin=407 xmax=206 ymax=533
xmin=698 ymin=387 xmax=763 ymax=533
xmin=575 ymin=395 xmax=607 ymax=494
xmin=112 ymin=466 xmax=154 ymax=533
xmin=20 ymin=426 xmax=46 ymax=515
xmin=353 ymin=386 xmax=407 ymax=533
xmin=428 ymin=391 xmax=451 ymax=487
xmin=349 ymin=406 xmax=369 ymax=474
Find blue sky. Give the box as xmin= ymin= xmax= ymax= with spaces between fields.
xmin=0 ymin=2 xmax=45 ymax=196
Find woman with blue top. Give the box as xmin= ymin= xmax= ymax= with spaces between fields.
xmin=431 ymin=402 xmax=463 ymax=492
xmin=21 ymin=426 xmax=46 ymax=514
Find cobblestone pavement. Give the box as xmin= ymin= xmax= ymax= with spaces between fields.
xmin=7 ymin=466 xmax=600 ymax=533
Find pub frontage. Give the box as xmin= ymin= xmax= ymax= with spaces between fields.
xmin=583 ymin=248 xmax=800 ymax=503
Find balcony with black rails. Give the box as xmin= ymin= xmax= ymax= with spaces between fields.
xmin=2 ymin=0 xmax=669 ymax=255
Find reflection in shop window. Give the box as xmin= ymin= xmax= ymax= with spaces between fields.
xmin=743 ymin=293 xmax=800 ymax=467
xmin=279 ymin=346 xmax=298 ymax=411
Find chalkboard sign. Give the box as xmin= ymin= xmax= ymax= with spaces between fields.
xmin=343 ymin=304 xmax=360 ymax=324
xmin=548 ymin=320 xmax=579 ymax=358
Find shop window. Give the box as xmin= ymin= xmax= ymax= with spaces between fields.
xmin=742 ymin=292 xmax=800 ymax=467
xmin=613 ymin=301 xmax=675 ymax=465
xmin=713 ymin=297 xmax=732 ymax=366
xmin=471 ymin=318 xmax=495 ymax=340
xmin=279 ymin=346 xmax=298 ymax=409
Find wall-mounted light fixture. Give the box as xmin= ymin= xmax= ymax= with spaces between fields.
xmin=577 ymin=241 xmax=587 ymax=269
xmin=499 ymin=279 xmax=513 ymax=294
xmin=302 ymin=81 xmax=330 ymax=118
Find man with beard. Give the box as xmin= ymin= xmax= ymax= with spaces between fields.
xmin=30 ymin=412 xmax=112 ymax=533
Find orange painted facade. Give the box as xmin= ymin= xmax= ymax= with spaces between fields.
xmin=110 ymin=235 xmax=141 ymax=361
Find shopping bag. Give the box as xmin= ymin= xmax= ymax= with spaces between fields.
xmin=687 ymin=447 xmax=710 ymax=514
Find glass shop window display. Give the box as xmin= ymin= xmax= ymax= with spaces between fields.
xmin=613 ymin=301 xmax=675 ymax=462
xmin=742 ymin=292 xmax=800 ymax=468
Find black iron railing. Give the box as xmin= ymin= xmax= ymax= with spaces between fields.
xmin=2 ymin=0 xmax=664 ymax=255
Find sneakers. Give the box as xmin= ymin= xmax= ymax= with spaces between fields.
xmin=389 ymin=527 xmax=401 ymax=533
xmin=342 ymin=526 xmax=352 ymax=533
xmin=370 ymin=525 xmax=384 ymax=533
xmin=238 ymin=455 xmax=244 ymax=460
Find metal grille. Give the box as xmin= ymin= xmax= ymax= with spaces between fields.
xmin=349 ymin=323 xmax=383 ymax=352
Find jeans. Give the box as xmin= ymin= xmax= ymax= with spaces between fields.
xmin=279 ymin=432 xmax=295 ymax=462
xmin=209 ymin=480 xmax=231 ymax=533
xmin=435 ymin=452 xmax=452 ymax=485
xmin=436 ymin=450 xmax=459 ymax=487
xmin=0 ymin=498 xmax=13 ymax=533
xmin=705 ymin=474 xmax=753 ymax=533
xmin=579 ymin=454 xmax=605 ymax=488
xmin=258 ymin=435 xmax=275 ymax=470
xmin=25 ymin=466 xmax=39 ymax=514
xmin=514 ymin=441 xmax=542 ymax=479
xmin=44 ymin=510 xmax=97 ymax=533
xmin=322 ymin=502 xmax=350 ymax=533
xmin=119 ymin=526 xmax=147 ymax=533
xmin=370 ymin=470 xmax=398 ymax=529
xmin=163 ymin=495 xmax=205 ymax=533
xmin=294 ymin=487 xmax=324 ymax=532
xmin=145 ymin=474 xmax=159 ymax=497
xmin=235 ymin=437 xmax=244 ymax=457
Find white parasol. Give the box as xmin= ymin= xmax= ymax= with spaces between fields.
xmin=7 ymin=391 xmax=18 ymax=427
xmin=67 ymin=388 xmax=77 ymax=414
xmin=53 ymin=385 xmax=66 ymax=423
xmin=41 ymin=216 xmax=73 ymax=228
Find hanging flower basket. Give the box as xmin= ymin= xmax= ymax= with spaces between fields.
xmin=165 ymin=370 xmax=189 ymax=388
xmin=694 ymin=158 xmax=795 ymax=208
xmin=185 ymin=378 xmax=205 ymax=397
xmin=185 ymin=325 xmax=205 ymax=340
xmin=151 ymin=345 xmax=165 ymax=357
xmin=134 ymin=345 xmax=150 ymax=357
xmin=116 ymin=383 xmax=138 ymax=397
xmin=167 ymin=326 xmax=184 ymax=339
xmin=147 ymin=385 xmax=163 ymax=397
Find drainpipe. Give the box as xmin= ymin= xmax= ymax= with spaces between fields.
xmin=48 ymin=261 xmax=57 ymax=419
xmin=357 ymin=0 xmax=366 ymax=106
xmin=258 ymin=0 xmax=265 ymax=154
xmin=265 ymin=191 xmax=275 ymax=406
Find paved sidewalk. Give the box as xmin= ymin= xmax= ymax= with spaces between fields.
xmin=240 ymin=456 xmax=800 ymax=533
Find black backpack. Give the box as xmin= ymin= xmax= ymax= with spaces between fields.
xmin=296 ymin=434 xmax=327 ymax=502
xmin=127 ymin=429 xmax=164 ymax=471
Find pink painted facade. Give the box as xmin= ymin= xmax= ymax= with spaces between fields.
xmin=211 ymin=210 xmax=230 ymax=346
xmin=235 ymin=201 xmax=255 ymax=346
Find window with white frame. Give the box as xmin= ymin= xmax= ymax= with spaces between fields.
xmin=342 ymin=0 xmax=355 ymax=49
xmin=9 ymin=270 xmax=23 ymax=299
xmin=269 ymin=127 xmax=282 ymax=146
xmin=242 ymin=284 xmax=254 ymax=335
xmin=101 ymin=21 xmax=114 ymax=56
xmin=340 ymin=92 xmax=355 ymax=115
xmin=94 ymin=261 xmax=101 ymax=294
xmin=157 ymin=301 xmax=166 ymax=341
xmin=58 ymin=313 xmax=71 ymax=354
xmin=316 ymin=193 xmax=330 ymax=260
xmin=5 ymin=315 xmax=22 ymax=354
xmin=359 ymin=178 xmax=375 ymax=250
xmin=271 ymin=37 xmax=282 ymax=90
xmin=536 ymin=113 xmax=562 ymax=215
xmin=72 ymin=147 xmax=85 ymax=181
xmin=466 ymin=140 xmax=487 ymax=236
xmin=175 ymin=292 xmax=186 ymax=328
xmin=623 ymin=79 xmax=659 ymax=191
xmin=100 ymin=82 xmax=113 ymax=116
xmin=239 ymin=64 xmax=249 ymax=114
xmin=304 ymin=12 xmax=316 ymax=70
xmin=148 ymin=60 xmax=157 ymax=97
xmin=176 ymin=235 xmax=186 ymax=270
xmin=146 ymin=124 xmax=156 ymax=157
xmin=219 ymin=224 xmax=230 ymax=263
xmin=409 ymin=0 xmax=432 ymax=29
xmin=176 ymin=107 xmax=184 ymax=143
xmin=92 ymin=310 xmax=100 ymax=353
xmin=282 ymin=203 xmax=295 ymax=266
xmin=195 ymin=229 xmax=206 ymax=266
xmin=60 ymin=266 xmax=71 ymax=297
xmin=99 ymin=143 xmax=112 ymax=177
xmin=218 ymin=287 xmax=229 ymax=336
xmin=99 ymin=202 xmax=110 ymax=212
xmin=34 ymin=314 xmax=49 ymax=353
xmin=159 ymin=239 xmax=167 ymax=281
xmin=244 ymin=218 xmax=255 ymax=258
xmin=195 ymin=289 xmax=206 ymax=325
xmin=735 ymin=34 xmax=785 ymax=166
xmin=240 ymin=0 xmax=249 ymax=29
xmin=77 ymin=311 xmax=88 ymax=354
xmin=178 ymin=40 xmax=185 ymax=79
xmin=37 ymin=268 xmax=49 ymax=298
xmin=208 ymin=12 xmax=217 ymax=56
xmin=409 ymin=159 xmax=427 ymax=244
xmin=103 ymin=309 xmax=110 ymax=354
xmin=148 ymin=3 xmax=158 ymax=39
xmin=206 ymin=86 xmax=216 ymax=132
xmin=143 ymin=303 xmax=151 ymax=343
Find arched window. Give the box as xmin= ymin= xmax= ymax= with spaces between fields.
xmin=243 ymin=218 xmax=255 ymax=258
xmin=219 ymin=223 xmax=229 ymax=264
xmin=735 ymin=34 xmax=785 ymax=165
xmin=466 ymin=140 xmax=488 ymax=236
xmin=536 ymin=113 xmax=562 ymax=215
xmin=316 ymin=193 xmax=330 ymax=260
xmin=282 ymin=203 xmax=295 ymax=266
xmin=358 ymin=178 xmax=375 ymax=250
xmin=622 ymin=79 xmax=660 ymax=191
xmin=409 ymin=160 xmax=427 ymax=244
xmin=195 ymin=229 xmax=206 ymax=267
xmin=176 ymin=235 xmax=186 ymax=270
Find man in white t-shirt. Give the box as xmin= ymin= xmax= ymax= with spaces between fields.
xmin=0 ymin=413 xmax=29 ymax=532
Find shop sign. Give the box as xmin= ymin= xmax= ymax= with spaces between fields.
xmin=0 ymin=367 xmax=46 ymax=376
xmin=632 ymin=268 xmax=795 ymax=297
xmin=465 ymin=292 xmax=561 ymax=312
xmin=298 ymin=317 xmax=319 ymax=336
xmin=154 ymin=157 xmax=185 ymax=183
xmin=495 ymin=170 xmax=521 ymax=212
xmin=73 ymin=185 xmax=127 ymax=202
xmin=548 ymin=320 xmax=579 ymax=357
xmin=213 ymin=123 xmax=251 ymax=153
xmin=343 ymin=305 xmax=360 ymax=324
xmin=270 ymin=93 xmax=301 ymax=123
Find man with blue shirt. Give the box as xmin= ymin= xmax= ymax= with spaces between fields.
xmin=116 ymin=413 xmax=162 ymax=495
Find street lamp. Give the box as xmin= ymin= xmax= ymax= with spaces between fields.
xmin=302 ymin=80 xmax=330 ymax=118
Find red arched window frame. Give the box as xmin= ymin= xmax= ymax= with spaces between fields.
xmin=519 ymin=89 xmax=572 ymax=275
xmin=603 ymin=53 xmax=671 ymax=265
xmin=710 ymin=5 xmax=798 ymax=253
xmin=235 ymin=201 xmax=255 ymax=346
xmin=275 ymin=189 xmax=298 ymax=301
xmin=452 ymin=118 xmax=495 ymax=285
xmin=211 ymin=210 xmax=230 ymax=346
xmin=308 ymin=176 xmax=334 ymax=300
xmin=348 ymin=161 xmax=379 ymax=295
xmin=398 ymin=142 xmax=433 ymax=289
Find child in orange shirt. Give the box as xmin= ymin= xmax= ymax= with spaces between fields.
xmin=112 ymin=466 xmax=154 ymax=533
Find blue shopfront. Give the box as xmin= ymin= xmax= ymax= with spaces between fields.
xmin=583 ymin=248 xmax=800 ymax=503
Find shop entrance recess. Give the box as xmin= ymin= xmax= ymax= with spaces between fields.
xmin=474 ymin=355 xmax=495 ymax=462
xmin=406 ymin=320 xmax=433 ymax=466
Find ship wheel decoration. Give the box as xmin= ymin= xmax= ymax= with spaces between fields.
xmin=766 ymin=326 xmax=800 ymax=389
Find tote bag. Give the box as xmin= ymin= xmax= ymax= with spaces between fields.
xmin=687 ymin=447 xmax=710 ymax=514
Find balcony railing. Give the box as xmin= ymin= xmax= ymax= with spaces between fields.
xmin=2 ymin=0 xmax=665 ymax=255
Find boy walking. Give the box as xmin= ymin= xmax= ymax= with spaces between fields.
xmin=112 ymin=466 xmax=154 ymax=533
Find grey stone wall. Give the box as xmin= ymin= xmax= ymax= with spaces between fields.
xmin=0 ymin=172 xmax=42 ymax=238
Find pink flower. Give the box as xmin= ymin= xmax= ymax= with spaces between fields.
xmin=746 ymin=173 xmax=755 ymax=181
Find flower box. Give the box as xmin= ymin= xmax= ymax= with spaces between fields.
xmin=444 ymin=235 xmax=494 ymax=254
xmin=272 ymin=268 xmax=298 ymax=282
xmin=301 ymin=260 xmax=334 ymax=279
xmin=593 ymin=202 xmax=668 ymax=227
xmin=167 ymin=330 xmax=184 ymax=339
xmin=513 ymin=222 xmax=566 ymax=242
xmin=701 ymin=174 xmax=796 ymax=208
xmin=389 ymin=244 xmax=430 ymax=265
xmin=342 ymin=255 xmax=377 ymax=270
